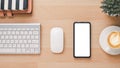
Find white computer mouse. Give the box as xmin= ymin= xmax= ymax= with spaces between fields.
xmin=50 ymin=27 xmax=64 ymax=53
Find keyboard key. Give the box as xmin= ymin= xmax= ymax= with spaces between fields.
xmin=0 ymin=0 xmax=1 ymax=10
xmin=31 ymin=35 xmax=34 ymax=39
xmin=16 ymin=0 xmax=19 ymax=10
xmin=30 ymin=44 xmax=39 ymax=48
xmin=1 ymin=0 xmax=4 ymax=10
xmin=12 ymin=31 xmax=15 ymax=34
xmin=13 ymin=35 xmax=17 ymax=39
xmin=3 ymin=31 xmax=7 ymax=34
xmin=21 ymin=28 xmax=26 ymax=30
xmin=4 ymin=44 xmax=8 ymax=48
xmin=16 ymin=31 xmax=19 ymax=34
xmin=22 ymin=35 xmax=26 ymax=39
xmin=5 ymin=35 xmax=9 ymax=39
xmin=2 ymin=40 xmax=5 ymax=43
xmin=30 ymin=48 xmax=34 ymax=53
xmin=13 ymin=44 xmax=16 ymax=47
xmin=32 ymin=40 xmax=39 ymax=44
xmin=9 ymin=35 xmax=13 ymax=39
xmin=35 ymin=36 xmax=39 ymax=39
xmin=11 ymin=40 xmax=14 ymax=43
xmin=4 ymin=28 xmax=7 ymax=30
xmin=8 ymin=0 xmax=12 ymax=10
xmin=20 ymin=31 xmax=24 ymax=34
xmin=30 ymin=28 xmax=34 ymax=30
xmin=6 ymin=40 xmax=10 ymax=43
xmin=16 ymin=48 xmax=21 ymax=53
xmin=18 ymin=36 xmax=22 ymax=39
xmin=17 ymin=44 xmax=20 ymax=48
xmin=4 ymin=0 xmax=9 ymax=10
xmin=19 ymin=0 xmax=24 ymax=10
xmin=24 ymin=31 xmax=28 ymax=34
xmin=21 ymin=44 xmax=25 ymax=48
xmin=28 ymin=40 xmax=32 ymax=43
xmin=23 ymin=0 xmax=28 ymax=10
xmin=15 ymin=40 xmax=18 ymax=43
xmin=21 ymin=48 xmax=26 ymax=53
xmin=35 ymin=28 xmax=39 ymax=30
xmin=0 ymin=48 xmax=16 ymax=53
xmin=17 ymin=28 xmax=21 ymax=30
xmin=23 ymin=40 xmax=27 ymax=43
xmin=0 ymin=44 xmax=3 ymax=48
xmin=25 ymin=48 xmax=31 ymax=53
xmin=12 ymin=0 xmax=16 ymax=10
xmin=8 ymin=44 xmax=12 ymax=48
xmin=0 ymin=28 xmax=3 ymax=30
xmin=26 ymin=28 xmax=29 ymax=30
xmin=33 ymin=31 xmax=39 ymax=35
xmin=19 ymin=40 xmax=23 ymax=43
xmin=13 ymin=28 xmax=16 ymax=30
xmin=29 ymin=31 xmax=32 ymax=34
xmin=1 ymin=36 xmax=4 ymax=39
xmin=27 ymin=35 xmax=30 ymax=39
xmin=7 ymin=31 xmax=11 ymax=34
xmin=26 ymin=44 xmax=29 ymax=48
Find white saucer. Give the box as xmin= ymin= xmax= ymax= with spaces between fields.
xmin=99 ymin=26 xmax=120 ymax=55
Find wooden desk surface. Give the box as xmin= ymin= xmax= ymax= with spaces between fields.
xmin=0 ymin=0 xmax=120 ymax=68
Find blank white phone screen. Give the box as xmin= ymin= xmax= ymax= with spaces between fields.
xmin=75 ymin=23 xmax=90 ymax=57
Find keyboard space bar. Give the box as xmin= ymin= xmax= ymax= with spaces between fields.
xmin=0 ymin=48 xmax=16 ymax=54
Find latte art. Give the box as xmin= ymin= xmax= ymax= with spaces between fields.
xmin=108 ymin=32 xmax=120 ymax=48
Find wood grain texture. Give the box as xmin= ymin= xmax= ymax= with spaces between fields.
xmin=0 ymin=0 xmax=120 ymax=68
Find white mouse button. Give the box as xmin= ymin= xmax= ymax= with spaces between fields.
xmin=50 ymin=27 xmax=64 ymax=53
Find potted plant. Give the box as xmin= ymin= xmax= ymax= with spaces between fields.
xmin=101 ymin=0 xmax=120 ymax=17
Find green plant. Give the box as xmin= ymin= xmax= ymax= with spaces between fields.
xmin=101 ymin=0 xmax=120 ymax=17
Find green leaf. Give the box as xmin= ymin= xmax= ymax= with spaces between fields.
xmin=101 ymin=0 xmax=120 ymax=16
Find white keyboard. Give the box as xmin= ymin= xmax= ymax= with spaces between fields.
xmin=0 ymin=23 xmax=40 ymax=54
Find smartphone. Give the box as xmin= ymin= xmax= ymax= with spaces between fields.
xmin=73 ymin=22 xmax=91 ymax=58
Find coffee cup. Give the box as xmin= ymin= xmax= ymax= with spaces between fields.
xmin=99 ymin=26 xmax=120 ymax=55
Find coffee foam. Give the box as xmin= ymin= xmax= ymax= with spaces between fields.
xmin=108 ymin=31 xmax=120 ymax=48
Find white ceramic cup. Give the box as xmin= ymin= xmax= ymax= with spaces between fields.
xmin=99 ymin=26 xmax=120 ymax=55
